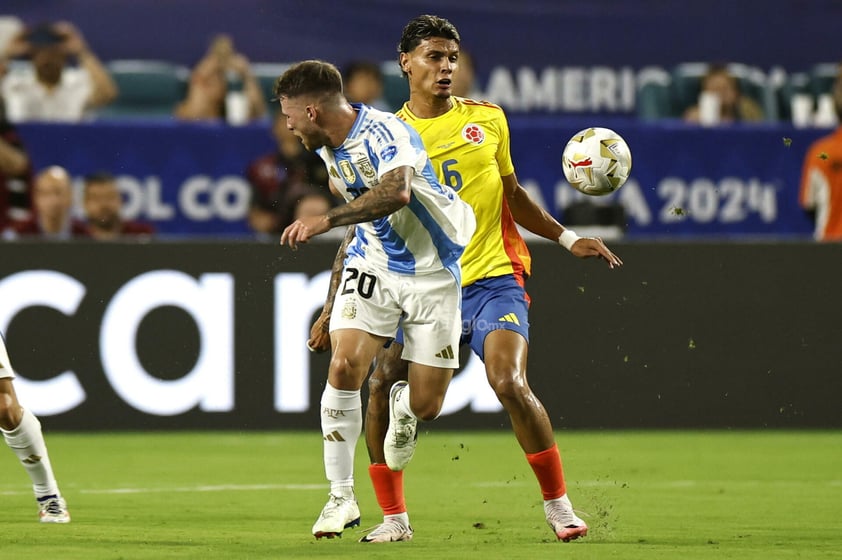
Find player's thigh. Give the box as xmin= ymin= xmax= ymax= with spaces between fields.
xmin=399 ymin=268 xmax=462 ymax=370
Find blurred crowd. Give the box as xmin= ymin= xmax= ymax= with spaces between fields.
xmin=1 ymin=15 xmax=841 ymax=241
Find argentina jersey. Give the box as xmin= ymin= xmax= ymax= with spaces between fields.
xmin=318 ymin=103 xmax=476 ymax=275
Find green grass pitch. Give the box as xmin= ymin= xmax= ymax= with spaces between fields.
xmin=1 ymin=430 xmax=840 ymax=559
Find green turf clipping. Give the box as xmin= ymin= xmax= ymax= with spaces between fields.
xmin=1 ymin=431 xmax=840 ymax=559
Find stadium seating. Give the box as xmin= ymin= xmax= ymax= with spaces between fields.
xmin=100 ymin=60 xmax=190 ymax=118
xmin=250 ymin=62 xmax=292 ymax=106
xmin=669 ymin=62 xmax=778 ymax=122
xmin=635 ymin=67 xmax=672 ymax=121
xmin=380 ymin=62 xmax=409 ymax=113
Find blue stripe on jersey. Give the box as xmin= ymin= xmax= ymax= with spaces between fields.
xmin=372 ymin=121 xmax=394 ymax=143
xmin=406 ymin=192 xmax=464 ymax=268
xmin=346 ymin=225 xmax=368 ymax=261
xmin=371 ymin=216 xmax=415 ymax=274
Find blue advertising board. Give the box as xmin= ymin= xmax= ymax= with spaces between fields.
xmin=17 ymin=118 xmax=822 ymax=239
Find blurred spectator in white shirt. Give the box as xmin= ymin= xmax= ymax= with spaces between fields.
xmin=0 ymin=21 xmax=118 ymax=122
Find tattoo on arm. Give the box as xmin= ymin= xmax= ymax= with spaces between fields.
xmin=326 ymin=167 xmax=411 ymax=228
xmin=322 ymin=226 xmax=356 ymax=320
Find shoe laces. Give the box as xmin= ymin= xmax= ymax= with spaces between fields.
xmin=324 ymin=493 xmax=352 ymax=512
xmin=545 ymin=501 xmax=581 ymax=527
xmin=39 ymin=497 xmax=65 ymax=515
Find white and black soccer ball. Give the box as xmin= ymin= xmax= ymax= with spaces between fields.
xmin=562 ymin=127 xmax=632 ymax=196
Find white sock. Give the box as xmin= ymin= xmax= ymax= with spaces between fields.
xmin=320 ymin=383 xmax=362 ymax=498
xmin=393 ymin=384 xmax=418 ymax=420
xmin=2 ymin=408 xmax=60 ymax=498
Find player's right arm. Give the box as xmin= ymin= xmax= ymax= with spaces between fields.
xmin=504 ymin=169 xmax=622 ymax=268
xmin=280 ymin=166 xmax=412 ymax=249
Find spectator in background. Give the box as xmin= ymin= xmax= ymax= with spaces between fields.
xmin=799 ymin=63 xmax=842 ymax=242
xmin=342 ymin=60 xmax=388 ymax=110
xmin=175 ymin=34 xmax=266 ymax=123
xmin=245 ymin=110 xmax=331 ymax=235
xmin=293 ymin=189 xmax=333 ymax=221
xmin=83 ymin=171 xmax=154 ymax=240
xmin=0 ymin=21 xmax=117 ymax=122
xmin=6 ymin=166 xmax=88 ymax=239
xmin=683 ymin=63 xmax=763 ymax=124
xmin=0 ymin=56 xmax=33 ymax=229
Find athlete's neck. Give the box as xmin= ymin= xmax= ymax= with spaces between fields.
xmin=407 ymin=95 xmax=453 ymax=119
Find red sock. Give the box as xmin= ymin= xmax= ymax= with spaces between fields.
xmin=368 ymin=463 xmax=406 ymax=515
xmin=526 ymin=444 xmax=566 ymax=500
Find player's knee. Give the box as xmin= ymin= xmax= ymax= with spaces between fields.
xmin=328 ymin=354 xmax=368 ymax=387
xmin=487 ymin=367 xmax=529 ymax=403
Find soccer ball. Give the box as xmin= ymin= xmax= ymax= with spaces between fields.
xmin=562 ymin=127 xmax=632 ymax=196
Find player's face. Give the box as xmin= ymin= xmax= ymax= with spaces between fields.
xmin=401 ymin=37 xmax=460 ymax=100
xmin=279 ymin=96 xmax=326 ymax=151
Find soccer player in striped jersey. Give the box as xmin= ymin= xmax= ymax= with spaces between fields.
xmin=309 ymin=15 xmax=623 ymax=543
xmin=274 ymin=60 xmax=476 ymax=539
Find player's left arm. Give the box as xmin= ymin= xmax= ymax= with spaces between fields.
xmin=307 ymin=225 xmax=356 ymax=353
xmin=503 ymin=172 xmax=622 ymax=268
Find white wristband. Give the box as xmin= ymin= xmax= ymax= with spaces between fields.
xmin=558 ymin=229 xmax=581 ymax=251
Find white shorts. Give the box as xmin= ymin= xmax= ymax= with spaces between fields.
xmin=0 ymin=334 xmax=15 ymax=379
xmin=329 ymin=256 xmax=462 ymax=368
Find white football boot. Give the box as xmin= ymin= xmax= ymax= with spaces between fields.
xmin=383 ymin=381 xmax=417 ymax=471
xmin=359 ymin=514 xmax=414 ymax=543
xmin=544 ymin=495 xmax=587 ymax=542
xmin=312 ymin=493 xmax=361 ymax=539
xmin=37 ymin=495 xmax=70 ymax=524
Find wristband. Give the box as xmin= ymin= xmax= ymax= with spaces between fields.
xmin=558 ymin=229 xmax=581 ymax=251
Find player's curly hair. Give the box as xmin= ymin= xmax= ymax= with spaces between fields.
xmin=273 ymin=60 xmax=343 ymax=101
xmin=397 ymin=15 xmax=460 ymax=77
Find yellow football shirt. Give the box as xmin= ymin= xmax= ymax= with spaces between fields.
xmin=396 ymin=97 xmax=532 ymax=286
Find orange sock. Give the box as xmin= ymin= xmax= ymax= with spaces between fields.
xmin=368 ymin=463 xmax=406 ymax=515
xmin=525 ymin=444 xmax=567 ymax=500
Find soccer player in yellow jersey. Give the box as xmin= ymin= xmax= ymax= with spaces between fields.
xmin=309 ymin=14 xmax=622 ymax=543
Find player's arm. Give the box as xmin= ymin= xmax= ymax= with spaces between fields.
xmin=307 ymin=225 xmax=355 ymax=353
xmin=280 ymin=166 xmax=412 ymax=249
xmin=326 ymin=166 xmax=412 ymax=226
xmin=503 ymin=172 xmax=622 ymax=268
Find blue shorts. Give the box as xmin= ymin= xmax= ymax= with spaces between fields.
xmin=394 ymin=274 xmax=530 ymax=362
xmin=460 ymin=275 xmax=530 ymax=361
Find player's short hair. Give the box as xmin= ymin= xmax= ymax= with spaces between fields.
xmin=398 ymin=14 xmax=460 ymax=56
xmin=273 ymin=60 xmax=343 ymax=101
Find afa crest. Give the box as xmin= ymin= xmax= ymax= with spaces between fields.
xmin=356 ymin=158 xmax=376 ymax=180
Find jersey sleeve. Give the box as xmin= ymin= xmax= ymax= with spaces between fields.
xmin=371 ymin=117 xmax=425 ymax=180
xmin=493 ymin=109 xmax=515 ymax=177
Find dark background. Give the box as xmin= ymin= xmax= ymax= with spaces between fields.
xmin=2 ymin=240 xmax=839 ymax=430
